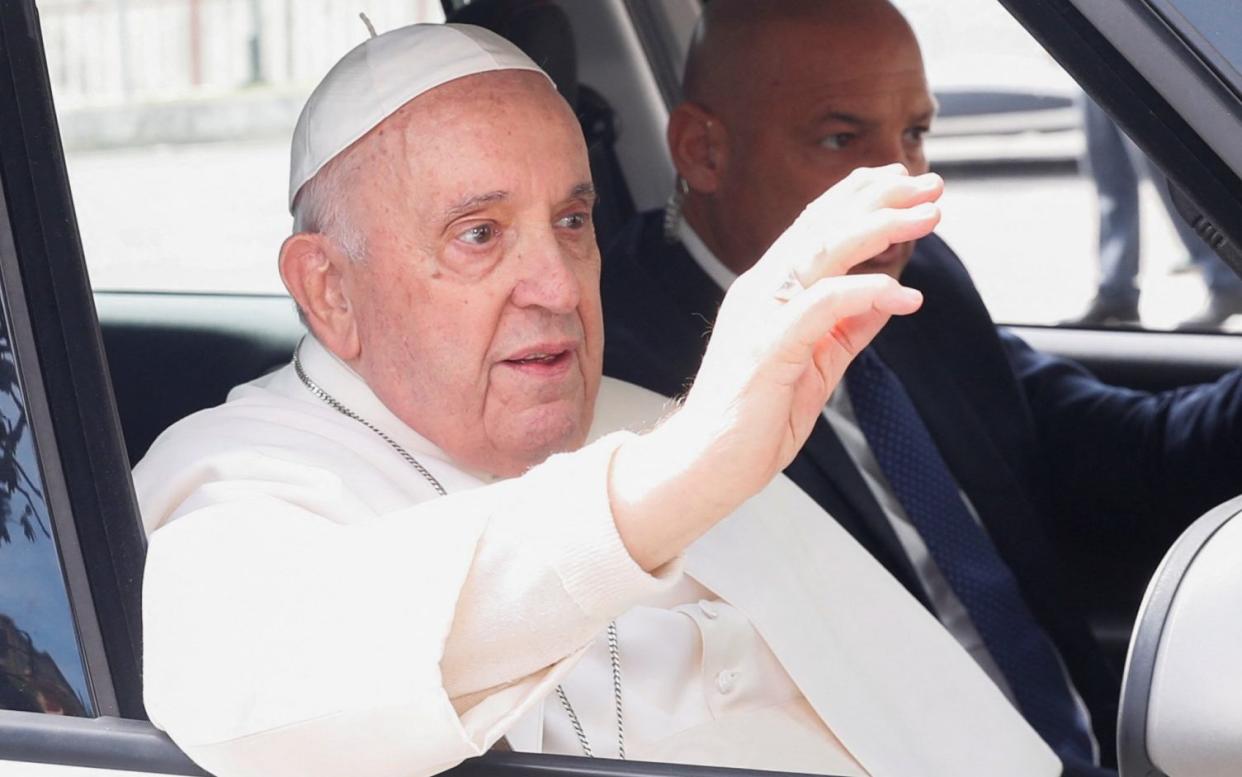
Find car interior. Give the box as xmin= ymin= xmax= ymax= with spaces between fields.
xmin=95 ymin=0 xmax=1242 ymax=683
xmin=3 ymin=0 xmax=1242 ymax=775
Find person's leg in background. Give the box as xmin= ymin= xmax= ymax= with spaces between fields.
xmin=1157 ymin=172 xmax=1242 ymax=328
xmin=1069 ymin=98 xmax=1142 ymax=326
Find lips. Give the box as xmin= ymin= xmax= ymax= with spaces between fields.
xmin=508 ymin=352 xmax=565 ymax=365
xmin=501 ymin=342 xmax=577 ymax=376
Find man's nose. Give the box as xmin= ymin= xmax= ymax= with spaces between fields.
xmin=510 ymin=230 xmax=582 ymax=313
xmin=867 ymin=134 xmax=921 ymax=172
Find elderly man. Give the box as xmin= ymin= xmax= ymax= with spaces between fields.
xmin=602 ymin=1 xmax=1242 ymax=773
xmin=136 ymin=21 xmax=1063 ymax=777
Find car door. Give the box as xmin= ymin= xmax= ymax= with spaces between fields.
xmin=0 ymin=3 xmax=207 ymax=773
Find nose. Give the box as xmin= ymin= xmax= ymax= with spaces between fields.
xmin=867 ymin=130 xmax=925 ymax=174
xmin=510 ymin=228 xmax=582 ymax=314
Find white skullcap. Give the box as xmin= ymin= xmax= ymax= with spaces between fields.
xmin=288 ymin=23 xmax=552 ymax=212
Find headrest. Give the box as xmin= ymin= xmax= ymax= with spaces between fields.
xmin=447 ymin=0 xmax=579 ymax=107
xmin=1118 ymin=494 xmax=1242 ymax=777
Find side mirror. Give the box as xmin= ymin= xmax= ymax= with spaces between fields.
xmin=1118 ymin=494 xmax=1242 ymax=777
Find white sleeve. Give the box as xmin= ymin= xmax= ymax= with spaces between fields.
xmin=141 ymin=431 xmax=681 ymax=777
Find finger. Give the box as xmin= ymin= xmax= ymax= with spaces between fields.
xmin=737 ymin=168 xmax=941 ymax=295
xmin=821 ymin=303 xmax=895 ymax=371
xmin=810 ymin=309 xmax=893 ymax=394
xmin=838 ymin=163 xmax=911 ymax=193
xmin=775 ymin=273 xmax=923 ymax=356
xmin=806 ymin=170 xmax=941 ymax=217
xmin=790 ymin=201 xmax=941 ymax=285
xmin=853 ymin=172 xmax=944 ymax=212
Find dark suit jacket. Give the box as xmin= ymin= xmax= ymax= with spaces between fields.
xmin=601 ymin=210 xmax=1242 ymax=770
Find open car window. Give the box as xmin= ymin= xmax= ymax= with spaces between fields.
xmin=41 ymin=0 xmax=445 ymax=295
xmin=4 ymin=0 xmax=1242 ymax=775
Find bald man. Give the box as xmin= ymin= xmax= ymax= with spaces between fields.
xmin=602 ymin=1 xmax=1242 ymax=772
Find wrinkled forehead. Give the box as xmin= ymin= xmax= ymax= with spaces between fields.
xmin=356 ymin=72 xmax=590 ymax=218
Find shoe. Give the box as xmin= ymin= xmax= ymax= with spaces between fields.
xmin=1063 ymin=297 xmax=1140 ymax=327
xmin=1176 ymin=291 xmax=1242 ymax=330
xmin=1168 ymin=257 xmax=1199 ymax=275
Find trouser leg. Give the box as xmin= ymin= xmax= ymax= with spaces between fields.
xmin=1083 ymin=99 xmax=1141 ymax=306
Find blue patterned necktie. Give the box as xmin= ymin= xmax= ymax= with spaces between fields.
xmin=844 ymin=347 xmax=1094 ymax=763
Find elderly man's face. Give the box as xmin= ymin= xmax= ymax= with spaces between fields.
xmin=343 ymin=72 xmax=602 ymax=477
xmin=690 ymin=6 xmax=936 ymax=278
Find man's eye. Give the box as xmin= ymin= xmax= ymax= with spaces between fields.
xmin=820 ymin=133 xmax=855 ymax=150
xmin=459 ymin=223 xmax=496 ymax=246
xmin=905 ymin=126 xmax=930 ymax=144
xmin=556 ymin=212 xmax=590 ymax=230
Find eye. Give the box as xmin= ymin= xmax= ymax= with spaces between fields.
xmin=905 ymin=126 xmax=930 ymax=144
xmin=556 ymin=212 xmax=590 ymax=230
xmin=458 ymin=223 xmax=497 ymax=246
xmin=820 ymin=133 xmax=856 ymax=150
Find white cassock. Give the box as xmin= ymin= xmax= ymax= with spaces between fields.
xmin=137 ymin=336 xmax=1061 ymax=777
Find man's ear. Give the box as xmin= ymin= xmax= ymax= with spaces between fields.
xmin=667 ymin=102 xmax=728 ymax=194
xmin=279 ymin=233 xmax=361 ymax=361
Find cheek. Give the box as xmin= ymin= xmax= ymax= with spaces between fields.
xmin=578 ymin=261 xmax=604 ymax=336
xmin=360 ymin=279 xmax=500 ymax=400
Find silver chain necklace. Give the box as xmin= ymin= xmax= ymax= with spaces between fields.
xmin=291 ymin=341 xmax=625 ymax=759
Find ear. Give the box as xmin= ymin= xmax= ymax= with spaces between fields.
xmin=667 ymin=102 xmax=728 ymax=194
xmin=279 ymin=233 xmax=361 ymax=361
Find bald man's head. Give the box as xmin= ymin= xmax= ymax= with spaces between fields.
xmin=670 ymin=0 xmax=934 ymax=278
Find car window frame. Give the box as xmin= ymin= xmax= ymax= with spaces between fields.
xmin=1004 ymin=0 xmax=1242 ymax=281
xmin=0 ymin=0 xmax=147 ymax=721
xmin=0 ymin=5 xmax=202 ymax=774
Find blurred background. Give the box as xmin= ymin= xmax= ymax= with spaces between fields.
xmin=40 ymin=0 xmax=1236 ymax=330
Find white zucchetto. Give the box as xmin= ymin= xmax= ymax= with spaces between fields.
xmin=288 ymin=22 xmax=552 ymax=212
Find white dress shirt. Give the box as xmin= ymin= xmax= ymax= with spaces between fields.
xmin=677 ymin=218 xmax=1097 ymax=752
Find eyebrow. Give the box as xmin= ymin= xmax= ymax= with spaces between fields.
xmin=443 ymin=190 xmax=509 ymax=222
xmin=568 ymin=182 xmax=598 ymax=204
xmin=821 ymin=112 xmax=868 ymax=127
xmin=442 ymin=183 xmax=597 ymax=222
xmin=818 ymin=107 xmax=939 ymax=127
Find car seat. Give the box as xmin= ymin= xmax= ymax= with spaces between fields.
xmin=1117 ymin=493 xmax=1242 ymax=777
xmin=446 ymin=0 xmax=636 ymax=249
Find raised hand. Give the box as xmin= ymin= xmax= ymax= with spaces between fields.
xmin=610 ymin=165 xmax=944 ymax=569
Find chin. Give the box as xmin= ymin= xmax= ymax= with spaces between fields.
xmin=490 ymin=403 xmax=590 ymax=477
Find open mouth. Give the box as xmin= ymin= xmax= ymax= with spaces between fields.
xmin=502 ymin=349 xmax=574 ymax=373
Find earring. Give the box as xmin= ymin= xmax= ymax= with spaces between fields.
xmin=663 ymin=176 xmax=691 ymax=243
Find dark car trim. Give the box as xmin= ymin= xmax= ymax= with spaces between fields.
xmin=0 ymin=714 xmax=208 ymax=776
xmin=1003 ymin=0 xmax=1242 ymax=278
xmin=0 ymin=0 xmax=148 ymax=718
xmin=0 ymin=712 xmax=837 ymax=777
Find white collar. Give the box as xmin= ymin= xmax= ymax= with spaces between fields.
xmin=678 ymin=218 xmax=738 ymax=293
